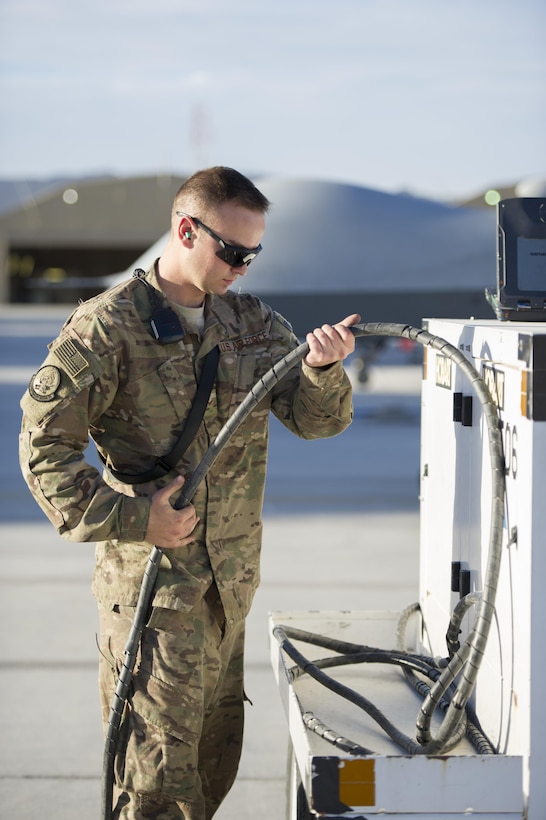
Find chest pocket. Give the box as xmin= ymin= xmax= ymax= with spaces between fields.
xmin=108 ymin=357 xmax=196 ymax=455
xmin=156 ymin=359 xmax=195 ymax=420
xmin=225 ymin=342 xmax=276 ymax=417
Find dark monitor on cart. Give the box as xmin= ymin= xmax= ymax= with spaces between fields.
xmin=487 ymin=197 xmax=546 ymax=321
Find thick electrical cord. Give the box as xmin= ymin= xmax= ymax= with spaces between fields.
xmin=273 ymin=612 xmax=493 ymax=757
xmin=273 ymin=625 xmax=473 ymax=756
xmin=396 ymin=603 xmax=495 ymax=755
xmin=274 ymin=624 xmax=427 ymax=755
xmin=301 ymin=712 xmax=373 ymax=756
xmin=445 ymin=592 xmax=482 ymax=659
xmin=272 ymin=323 xmax=505 ymax=759
xmin=275 ymin=624 xmax=442 ymax=680
xmin=342 ymin=324 xmax=505 ymax=752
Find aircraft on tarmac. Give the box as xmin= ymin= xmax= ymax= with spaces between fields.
xmin=109 ymin=177 xmax=498 ymax=341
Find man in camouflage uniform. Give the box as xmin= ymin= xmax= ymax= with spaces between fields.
xmin=19 ymin=167 xmax=359 ymax=819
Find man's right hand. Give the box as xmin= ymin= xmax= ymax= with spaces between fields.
xmin=145 ymin=475 xmax=200 ymax=549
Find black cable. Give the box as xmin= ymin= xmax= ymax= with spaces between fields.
xmin=273 ymin=625 xmax=425 ymax=756
xmin=287 ymin=649 xmax=442 ymax=683
xmin=271 ymin=319 xmax=507 ymax=758
xmin=279 ymin=623 xmax=441 ymax=669
xmin=301 ymin=712 xmax=374 ymax=756
xmin=397 ymin=605 xmax=496 ymax=755
xmin=274 ymin=626 xmax=494 ymax=757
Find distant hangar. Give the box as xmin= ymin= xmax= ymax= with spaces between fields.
xmin=113 ymin=176 xmax=499 ymax=332
xmin=0 ymin=172 xmax=507 ymax=329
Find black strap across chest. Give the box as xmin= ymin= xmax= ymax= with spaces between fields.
xmin=101 ymin=344 xmax=220 ymax=485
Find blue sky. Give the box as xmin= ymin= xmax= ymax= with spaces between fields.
xmin=0 ymin=0 xmax=544 ymax=200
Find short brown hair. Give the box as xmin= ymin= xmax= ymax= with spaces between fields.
xmin=173 ymin=166 xmax=270 ymax=220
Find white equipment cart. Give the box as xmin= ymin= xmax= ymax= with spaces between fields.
xmin=270 ymin=318 xmax=546 ymax=818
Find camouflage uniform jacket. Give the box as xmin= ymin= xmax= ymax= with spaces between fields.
xmin=20 ymin=265 xmax=353 ymax=623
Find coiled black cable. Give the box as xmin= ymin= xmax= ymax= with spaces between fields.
xmin=271 ymin=322 xmax=504 ymax=760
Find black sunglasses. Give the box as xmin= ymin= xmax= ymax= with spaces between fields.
xmin=176 ymin=211 xmax=262 ymax=268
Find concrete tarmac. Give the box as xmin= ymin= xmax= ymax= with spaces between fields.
xmin=0 ymin=306 xmax=422 ymax=819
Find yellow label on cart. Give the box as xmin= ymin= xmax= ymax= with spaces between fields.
xmin=338 ymin=759 xmax=375 ymax=806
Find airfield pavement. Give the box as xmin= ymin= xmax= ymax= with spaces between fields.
xmin=0 ymin=305 xmax=422 ymax=819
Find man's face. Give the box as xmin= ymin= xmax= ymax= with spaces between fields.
xmin=183 ymin=202 xmax=266 ymax=299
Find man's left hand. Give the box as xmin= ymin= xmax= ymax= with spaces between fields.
xmin=304 ymin=313 xmax=361 ymax=368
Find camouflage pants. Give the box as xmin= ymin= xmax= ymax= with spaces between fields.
xmin=98 ymin=585 xmax=246 ymax=819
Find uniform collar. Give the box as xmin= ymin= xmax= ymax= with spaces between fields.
xmin=144 ymin=262 xmax=250 ymax=356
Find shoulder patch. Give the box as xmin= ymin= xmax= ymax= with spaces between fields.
xmin=273 ymin=312 xmax=294 ymax=334
xmin=29 ymin=366 xmax=61 ymax=402
xmin=52 ymin=337 xmax=90 ymax=379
